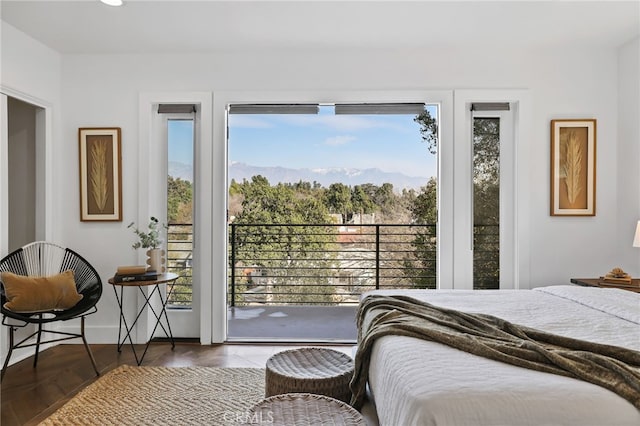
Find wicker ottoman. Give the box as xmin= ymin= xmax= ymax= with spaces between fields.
xmin=265 ymin=347 xmax=354 ymax=403
xmin=250 ymin=393 xmax=365 ymax=426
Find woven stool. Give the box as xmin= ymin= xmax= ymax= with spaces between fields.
xmin=265 ymin=347 xmax=354 ymax=403
xmin=250 ymin=393 xmax=365 ymax=426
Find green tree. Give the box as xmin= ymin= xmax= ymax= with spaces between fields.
xmin=473 ymin=118 xmax=500 ymax=224
xmin=410 ymin=178 xmax=437 ymax=224
xmin=229 ymin=178 xmax=243 ymax=196
xmin=166 ymin=176 xmax=195 ymax=306
xmin=404 ymin=178 xmax=437 ymax=289
xmin=373 ymin=183 xmax=396 ymax=216
xmin=351 ymin=185 xmax=376 ymax=215
xmin=167 ymin=176 xmax=193 ymax=224
xmin=414 ymin=109 xmax=438 ymax=155
xmin=230 ymin=176 xmax=337 ymax=305
xmin=406 ymin=108 xmax=438 ymax=289
xmin=325 ymin=183 xmax=352 ymax=221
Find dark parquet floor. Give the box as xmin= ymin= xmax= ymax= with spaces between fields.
xmin=1 ymin=342 xmax=354 ymax=426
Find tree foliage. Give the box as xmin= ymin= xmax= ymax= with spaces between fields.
xmin=325 ymin=183 xmax=353 ymax=220
xmin=410 ymin=178 xmax=437 ymax=225
xmin=167 ymin=176 xmax=193 ymax=224
xmin=351 ymin=185 xmax=376 ymax=216
xmin=473 ymin=117 xmax=500 ymax=225
xmin=414 ymin=109 xmax=438 ymax=155
xmin=405 ymin=178 xmax=438 ymax=288
xmin=230 ymin=176 xmax=337 ymax=305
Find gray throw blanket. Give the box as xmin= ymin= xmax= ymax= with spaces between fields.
xmin=349 ymin=294 xmax=640 ymax=410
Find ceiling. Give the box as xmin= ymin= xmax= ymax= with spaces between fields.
xmin=1 ymin=0 xmax=638 ymax=54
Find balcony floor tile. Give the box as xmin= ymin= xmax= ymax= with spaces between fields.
xmin=227 ymin=305 xmax=357 ymax=343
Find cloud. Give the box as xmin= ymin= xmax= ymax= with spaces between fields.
xmin=227 ymin=115 xmax=273 ymax=128
xmin=325 ymin=135 xmax=357 ymax=146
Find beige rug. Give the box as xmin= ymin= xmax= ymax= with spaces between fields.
xmin=40 ymin=365 xmax=266 ymax=425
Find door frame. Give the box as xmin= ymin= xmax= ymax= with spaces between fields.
xmin=138 ymin=92 xmax=213 ymax=344
xmin=213 ymin=90 xmax=454 ymax=343
xmin=0 ymin=86 xmax=53 ymax=252
xmin=0 ymin=85 xmax=53 ymax=366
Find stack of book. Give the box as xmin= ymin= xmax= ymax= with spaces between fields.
xmin=600 ymin=275 xmax=633 ymax=284
xmin=113 ymin=265 xmax=159 ymax=283
xmin=600 ymin=267 xmax=633 ymax=285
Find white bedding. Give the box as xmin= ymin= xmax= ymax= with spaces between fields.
xmin=363 ymin=286 xmax=640 ymax=426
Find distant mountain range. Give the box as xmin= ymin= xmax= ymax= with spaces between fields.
xmin=169 ymin=161 xmax=430 ymax=191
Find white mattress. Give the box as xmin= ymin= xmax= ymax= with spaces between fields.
xmin=363 ymin=286 xmax=640 ymax=426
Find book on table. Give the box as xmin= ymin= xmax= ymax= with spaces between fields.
xmin=113 ymin=271 xmax=159 ymax=283
xmin=116 ymin=265 xmax=148 ymax=275
xmin=114 ymin=265 xmax=158 ymax=283
xmin=599 ymin=275 xmax=633 ymax=285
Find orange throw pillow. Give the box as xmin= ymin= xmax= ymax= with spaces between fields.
xmin=1 ymin=270 xmax=83 ymax=313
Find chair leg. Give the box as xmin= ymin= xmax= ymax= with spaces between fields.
xmin=81 ymin=316 xmax=100 ymax=376
xmin=1 ymin=326 xmax=16 ymax=380
xmin=33 ymin=320 xmax=43 ymax=368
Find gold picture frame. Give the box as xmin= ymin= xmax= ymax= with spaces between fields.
xmin=550 ymin=119 xmax=596 ymax=216
xmin=79 ymin=127 xmax=122 ymax=221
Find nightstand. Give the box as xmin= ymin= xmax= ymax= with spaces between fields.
xmin=570 ymin=278 xmax=640 ymax=293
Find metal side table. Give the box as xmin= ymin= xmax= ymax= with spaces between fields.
xmin=109 ymin=272 xmax=179 ymax=365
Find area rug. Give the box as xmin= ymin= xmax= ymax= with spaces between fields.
xmin=40 ymin=365 xmax=266 ymax=425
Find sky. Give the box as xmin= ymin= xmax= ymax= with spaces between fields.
xmin=168 ymin=119 xmax=194 ymax=165
xmin=227 ymin=105 xmax=438 ymax=179
xmin=168 ymin=104 xmax=439 ymax=180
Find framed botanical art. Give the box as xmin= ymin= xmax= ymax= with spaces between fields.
xmin=550 ymin=119 xmax=596 ymax=216
xmin=79 ymin=127 xmax=122 ymax=221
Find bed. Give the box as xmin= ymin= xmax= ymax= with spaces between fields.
xmin=352 ymin=285 xmax=640 ymax=426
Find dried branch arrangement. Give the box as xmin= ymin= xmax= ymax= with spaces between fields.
xmin=561 ymin=130 xmax=583 ymax=204
xmin=90 ymin=139 xmax=109 ymax=212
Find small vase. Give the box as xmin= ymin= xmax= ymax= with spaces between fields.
xmin=146 ymin=248 xmax=166 ymax=273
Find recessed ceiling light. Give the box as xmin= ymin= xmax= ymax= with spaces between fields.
xmin=100 ymin=0 xmax=123 ymax=6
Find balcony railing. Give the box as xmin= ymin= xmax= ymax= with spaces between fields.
xmin=166 ymin=223 xmax=193 ymax=307
xmin=229 ymin=223 xmax=437 ymax=306
xmin=167 ymin=222 xmax=499 ymax=308
xmin=474 ymin=224 xmax=500 ymax=290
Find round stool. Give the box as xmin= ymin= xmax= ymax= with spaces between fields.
xmin=265 ymin=347 xmax=354 ymax=403
xmin=250 ymin=393 xmax=365 ymax=426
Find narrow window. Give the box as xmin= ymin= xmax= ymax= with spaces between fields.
xmin=473 ymin=116 xmax=500 ymax=289
xmin=166 ymin=117 xmax=195 ymax=307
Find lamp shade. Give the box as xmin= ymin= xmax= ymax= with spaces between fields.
xmin=634 ymin=221 xmax=640 ymax=248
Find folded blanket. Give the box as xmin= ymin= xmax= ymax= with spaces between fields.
xmin=349 ymin=294 xmax=640 ymax=410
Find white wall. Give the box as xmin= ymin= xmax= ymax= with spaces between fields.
xmin=1 ymin=23 xmax=62 ymax=105
xmin=2 ymin=19 xmax=637 ymax=343
xmin=617 ymin=37 xmax=640 ymax=276
xmin=0 ymin=21 xmax=62 ymax=365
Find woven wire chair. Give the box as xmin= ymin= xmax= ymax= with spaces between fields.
xmin=0 ymin=241 xmax=102 ymax=379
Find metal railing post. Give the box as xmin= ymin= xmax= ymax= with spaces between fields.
xmin=375 ymin=224 xmax=380 ymax=290
xmin=230 ymin=223 xmax=236 ymax=307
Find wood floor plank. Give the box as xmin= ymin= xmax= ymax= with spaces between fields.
xmin=1 ymin=342 xmax=355 ymax=426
